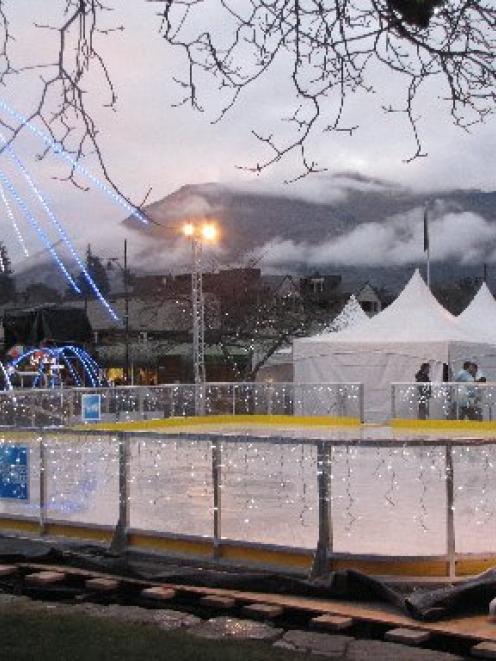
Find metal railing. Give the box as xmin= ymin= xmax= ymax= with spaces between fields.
xmin=0 ymin=382 xmax=364 ymax=427
xmin=391 ymin=382 xmax=496 ymax=422
xmin=0 ymin=428 xmax=494 ymax=577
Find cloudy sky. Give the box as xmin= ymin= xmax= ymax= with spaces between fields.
xmin=1 ymin=1 xmax=495 ymax=278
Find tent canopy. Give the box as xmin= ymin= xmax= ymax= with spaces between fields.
xmin=458 ymin=282 xmax=496 ymax=343
xmin=326 ymin=294 xmax=369 ymax=332
xmin=294 ymin=270 xmax=496 ymax=422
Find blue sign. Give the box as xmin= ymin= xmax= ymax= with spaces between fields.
xmin=82 ymin=394 xmax=101 ymax=422
xmin=0 ymin=445 xmax=28 ymax=500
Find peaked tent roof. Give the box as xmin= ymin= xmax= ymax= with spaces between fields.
xmin=300 ymin=270 xmax=483 ymax=345
xmin=458 ymin=283 xmax=496 ymax=342
xmin=325 ymin=294 xmax=369 ymax=332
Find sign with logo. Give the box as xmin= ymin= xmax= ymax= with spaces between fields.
xmin=0 ymin=445 xmax=28 ymax=500
xmin=81 ymin=394 xmax=101 ymax=422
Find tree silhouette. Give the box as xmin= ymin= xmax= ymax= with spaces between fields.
xmin=0 ymin=241 xmax=15 ymax=303
xmin=73 ymin=244 xmax=110 ymax=299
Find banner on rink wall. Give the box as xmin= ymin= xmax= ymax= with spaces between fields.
xmin=82 ymin=393 xmax=101 ymax=422
xmin=0 ymin=445 xmax=28 ymax=500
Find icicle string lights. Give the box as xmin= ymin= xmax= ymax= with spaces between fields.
xmin=393 ymin=382 xmax=496 ymax=422
xmin=0 ymin=431 xmax=494 ymax=559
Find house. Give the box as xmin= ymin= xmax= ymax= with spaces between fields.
xmin=300 ymin=273 xmax=382 ymax=316
xmin=74 ymin=293 xmax=223 ymax=384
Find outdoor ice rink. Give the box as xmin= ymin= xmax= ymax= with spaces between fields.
xmin=1 ymin=421 xmax=495 ymax=559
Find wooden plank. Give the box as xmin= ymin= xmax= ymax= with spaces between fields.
xmin=161 ymin=585 xmax=496 ymax=643
xmin=311 ymin=614 xmax=354 ymax=631
xmin=141 ymin=586 xmax=176 ymax=601
xmin=11 ymin=561 xmax=496 ymax=644
xmin=200 ymin=595 xmax=236 ymax=609
xmin=242 ymin=603 xmax=284 ymax=619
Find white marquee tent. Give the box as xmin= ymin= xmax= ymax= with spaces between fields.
xmin=293 ymin=271 xmax=496 ymax=422
xmin=256 ymin=295 xmax=368 ymax=382
xmin=458 ymin=282 xmax=496 ymax=344
xmin=325 ymin=294 xmax=369 ymax=332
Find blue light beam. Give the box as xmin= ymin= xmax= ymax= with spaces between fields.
xmin=1 ymin=136 xmax=119 ymax=322
xmin=0 ymin=99 xmax=148 ymax=224
xmin=0 ymin=170 xmax=80 ymax=293
xmin=0 ymin=180 xmax=29 ymax=257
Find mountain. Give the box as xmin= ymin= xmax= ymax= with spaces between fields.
xmin=120 ymin=173 xmax=496 ymax=288
xmin=13 ymin=173 xmax=496 ymax=296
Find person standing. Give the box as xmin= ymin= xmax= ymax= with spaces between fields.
xmin=474 ymin=368 xmax=487 ymax=421
xmin=415 ymin=362 xmax=431 ymax=420
xmin=455 ymin=361 xmax=476 ymax=420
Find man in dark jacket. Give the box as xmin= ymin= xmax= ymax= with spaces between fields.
xmin=415 ymin=362 xmax=431 ymax=420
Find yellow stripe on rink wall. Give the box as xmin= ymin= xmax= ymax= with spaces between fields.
xmin=0 ymin=515 xmax=494 ymax=577
xmin=79 ymin=414 xmax=361 ymax=432
xmin=392 ymin=418 xmax=496 ymax=432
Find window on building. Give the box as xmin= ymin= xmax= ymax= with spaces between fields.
xmin=311 ymin=278 xmax=324 ymax=293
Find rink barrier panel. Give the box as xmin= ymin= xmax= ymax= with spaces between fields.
xmin=0 ymin=381 xmax=365 ymax=427
xmin=0 ymin=428 xmax=496 ymax=578
xmin=391 ymin=382 xmax=496 ymax=426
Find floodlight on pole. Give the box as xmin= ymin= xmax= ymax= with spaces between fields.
xmin=182 ymin=220 xmax=218 ymax=414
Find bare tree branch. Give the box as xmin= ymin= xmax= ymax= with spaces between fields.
xmin=154 ymin=0 xmax=495 ymax=178
xmin=0 ymin=1 xmax=150 ymax=218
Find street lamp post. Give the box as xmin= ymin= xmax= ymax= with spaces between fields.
xmin=107 ymin=238 xmax=130 ymax=384
xmin=182 ymin=221 xmax=217 ymax=414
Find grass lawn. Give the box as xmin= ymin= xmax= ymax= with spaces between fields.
xmin=0 ymin=608 xmax=306 ymax=661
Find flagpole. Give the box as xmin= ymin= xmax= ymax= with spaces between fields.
xmin=427 ymin=242 xmax=431 ymax=290
xmin=424 ymin=202 xmax=431 ymax=290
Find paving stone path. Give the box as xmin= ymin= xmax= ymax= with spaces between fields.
xmin=0 ymin=594 xmax=466 ymax=659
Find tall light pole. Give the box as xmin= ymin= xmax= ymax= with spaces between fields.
xmin=106 ymin=238 xmax=130 ymax=384
xmin=182 ymin=221 xmax=217 ymax=412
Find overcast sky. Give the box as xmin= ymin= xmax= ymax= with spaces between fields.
xmin=2 ymin=1 xmax=495 ymax=277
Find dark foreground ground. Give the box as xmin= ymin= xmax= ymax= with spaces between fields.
xmin=0 ymin=595 xmax=466 ymax=661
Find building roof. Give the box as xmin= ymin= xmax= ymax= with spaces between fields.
xmin=76 ymin=294 xmax=219 ymax=332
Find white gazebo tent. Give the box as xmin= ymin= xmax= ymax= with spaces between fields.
xmin=293 ymin=270 xmax=496 ymax=422
xmin=256 ymin=295 xmax=369 ymax=382
xmin=325 ymin=294 xmax=369 ymax=332
xmin=458 ymin=282 xmax=496 ymax=344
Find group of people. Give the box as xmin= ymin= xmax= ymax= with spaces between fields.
xmin=415 ymin=361 xmax=487 ymax=421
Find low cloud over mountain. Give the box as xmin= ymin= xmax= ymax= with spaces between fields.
xmin=122 ymin=173 xmax=496 ymax=275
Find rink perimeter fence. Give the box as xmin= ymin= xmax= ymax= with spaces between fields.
xmin=0 ymin=382 xmax=364 ymax=428
xmin=0 ymin=427 xmax=495 ymax=578
xmin=392 ymin=382 xmax=496 ymax=424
